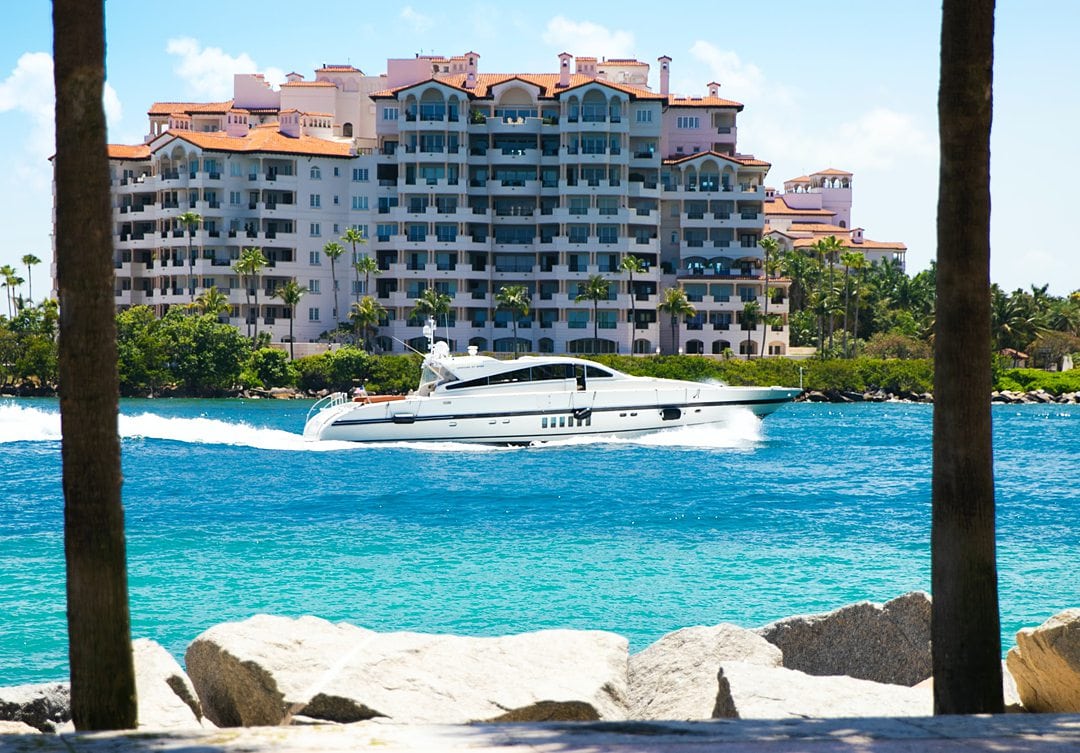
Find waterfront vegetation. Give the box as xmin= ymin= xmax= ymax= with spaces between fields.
xmin=1 ymin=266 xmax=1078 ymax=397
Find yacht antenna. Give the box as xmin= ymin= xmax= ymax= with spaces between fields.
xmin=422 ymin=316 xmax=436 ymax=353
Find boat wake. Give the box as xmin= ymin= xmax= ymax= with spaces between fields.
xmin=1 ymin=402 xmax=763 ymax=452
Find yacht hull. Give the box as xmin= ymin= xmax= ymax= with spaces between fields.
xmin=304 ymin=384 xmax=800 ymax=445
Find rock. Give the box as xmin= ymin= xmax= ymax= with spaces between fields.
xmin=909 ymin=661 xmax=1025 ymax=713
xmin=628 ymin=624 xmax=781 ymax=720
xmin=0 ymin=721 xmax=40 ymax=734
xmin=185 ymin=615 xmax=629 ymax=727
xmin=756 ymin=591 xmax=931 ymax=686
xmin=1006 ymin=608 xmax=1080 ymax=712
xmin=714 ymin=661 xmax=932 ymax=718
xmin=133 ymin=638 xmax=210 ymax=730
xmin=0 ymin=683 xmax=70 ymax=733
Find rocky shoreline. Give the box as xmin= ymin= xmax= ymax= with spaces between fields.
xmin=799 ymin=388 xmax=1080 ymax=404
xmin=3 ymin=595 xmax=1078 ymax=733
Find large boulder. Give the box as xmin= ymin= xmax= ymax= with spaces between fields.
xmin=133 ymin=638 xmax=211 ymax=730
xmin=714 ymin=661 xmax=932 ymax=718
xmin=756 ymin=592 xmax=931 ymax=686
xmin=0 ymin=683 xmax=69 ymax=733
xmin=0 ymin=721 xmax=40 ymax=734
xmin=185 ymin=615 xmax=629 ymax=727
xmin=1006 ymin=608 xmax=1080 ymax=712
xmin=628 ymin=623 xmax=781 ymax=720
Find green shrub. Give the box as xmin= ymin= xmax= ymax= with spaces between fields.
xmin=367 ymin=354 xmax=423 ymax=394
xmin=242 ymin=348 xmax=297 ymax=389
xmin=996 ymin=368 xmax=1080 ymax=395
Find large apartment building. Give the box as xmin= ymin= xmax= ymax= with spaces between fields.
xmin=97 ymin=52 xmax=791 ymax=356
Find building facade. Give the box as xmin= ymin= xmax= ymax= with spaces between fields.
xmin=95 ymin=53 xmax=794 ymax=356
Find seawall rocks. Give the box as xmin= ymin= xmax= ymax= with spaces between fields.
xmin=1006 ymin=608 xmax=1080 ymax=712
xmin=756 ymin=591 xmax=932 ymax=687
xmin=185 ymin=614 xmax=629 ymax=726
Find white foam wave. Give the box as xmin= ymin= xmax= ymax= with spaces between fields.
xmin=1 ymin=402 xmax=762 ymax=452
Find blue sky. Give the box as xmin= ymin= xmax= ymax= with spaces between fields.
xmin=2 ymin=1 xmax=1077 ymax=295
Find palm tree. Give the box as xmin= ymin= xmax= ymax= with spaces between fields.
xmin=354 ymin=255 xmax=379 ymax=302
xmin=322 ymin=241 xmax=345 ymax=325
xmin=412 ymin=286 xmax=452 ymax=342
xmin=234 ymin=246 xmax=268 ymax=342
xmin=815 ymin=235 xmax=844 ymax=353
xmin=574 ymin=274 xmax=611 ymax=354
xmin=657 ymin=286 xmax=695 ymax=355
xmin=759 ymin=237 xmax=779 ymax=359
xmin=0 ymin=264 xmax=16 ymax=318
xmin=22 ymin=254 xmax=41 ymax=304
xmin=741 ymin=299 xmax=761 ymax=359
xmin=341 ymin=227 xmax=367 ymax=303
xmin=840 ymin=251 xmax=865 ymax=357
xmin=273 ymin=279 xmax=306 ymax=359
xmin=349 ymin=295 xmax=386 ymax=351
xmin=932 ymin=0 xmax=1001 ymax=715
xmin=495 ymin=284 xmax=530 ymax=355
xmin=54 ymin=0 xmax=136 ymax=729
xmin=619 ymin=254 xmax=646 ymax=354
xmin=192 ymin=285 xmax=230 ymax=319
xmin=177 ymin=210 xmax=202 ymax=303
xmin=845 ymin=252 xmax=868 ymax=357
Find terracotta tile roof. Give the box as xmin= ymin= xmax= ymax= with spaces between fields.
xmin=785 ymin=175 xmax=812 ymax=183
xmin=666 ymin=95 xmax=743 ymax=108
xmin=108 ymin=144 xmax=151 ymax=160
xmin=148 ymin=100 xmax=233 ymax=116
xmin=765 ymin=198 xmax=835 ymax=216
xmin=662 ymin=150 xmax=770 ymax=167
xmin=370 ymin=72 xmax=665 ymax=100
xmin=788 ymin=223 xmax=851 ymax=233
xmin=575 ymin=56 xmax=598 ymax=61
xmin=813 ymin=167 xmax=852 ymax=176
xmin=280 ymin=80 xmax=336 ymax=87
xmin=604 ymin=58 xmax=647 ymax=65
xmin=143 ymin=124 xmax=354 ymax=158
xmin=793 ymin=237 xmax=906 ymax=251
xmin=317 ymin=65 xmax=361 ymax=72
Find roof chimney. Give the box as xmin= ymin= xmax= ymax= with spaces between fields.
xmin=708 ymin=81 xmax=720 ymax=98
xmin=465 ymin=52 xmax=478 ymax=89
xmin=658 ymin=56 xmax=672 ymax=96
xmin=558 ymin=52 xmax=572 ymax=87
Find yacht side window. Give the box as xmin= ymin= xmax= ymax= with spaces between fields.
xmin=585 ymin=365 xmax=614 ymax=379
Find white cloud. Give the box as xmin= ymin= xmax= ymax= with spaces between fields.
xmin=400 ymin=6 xmax=434 ymax=33
xmin=541 ymin=16 xmax=635 ymax=58
xmin=686 ymin=40 xmax=768 ymax=101
xmin=0 ymin=52 xmax=124 ymax=187
xmin=166 ymin=37 xmax=263 ymax=99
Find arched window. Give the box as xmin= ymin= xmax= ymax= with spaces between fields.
xmin=342 ymin=122 xmax=353 ymax=137
xmin=632 ymin=339 xmax=652 ymax=354
xmin=538 ymin=337 xmax=555 ymax=353
xmin=310 ymin=165 xmax=321 ymax=180
xmin=468 ymin=337 xmax=488 ymax=350
xmin=685 ymin=339 xmax=704 ymax=355
xmin=712 ymin=340 xmax=731 ymax=355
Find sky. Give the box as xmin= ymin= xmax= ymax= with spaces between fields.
xmin=2 ymin=0 xmax=1078 ymax=296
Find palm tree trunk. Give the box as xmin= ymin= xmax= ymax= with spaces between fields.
xmin=53 ymin=0 xmax=137 ymax=730
xmin=842 ymin=269 xmax=851 ymax=357
xmin=252 ymin=283 xmax=260 ymax=343
xmin=593 ymin=301 xmax=599 ymax=354
xmin=853 ymin=276 xmax=861 ymax=357
xmin=760 ymin=276 xmax=769 ymax=358
xmin=188 ymin=234 xmax=195 ymax=303
xmin=330 ymin=259 xmax=338 ymax=324
xmin=288 ymin=313 xmax=295 ymax=359
xmin=628 ymin=273 xmax=636 ymax=355
xmin=932 ymin=0 xmax=1002 ymax=715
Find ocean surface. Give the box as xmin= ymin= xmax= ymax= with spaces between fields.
xmin=1 ymin=397 xmax=1077 ymax=686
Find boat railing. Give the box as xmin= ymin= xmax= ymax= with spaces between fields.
xmin=306 ymin=392 xmax=349 ymax=424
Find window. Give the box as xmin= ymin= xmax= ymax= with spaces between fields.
xmin=333 ymin=195 xmax=340 ymax=206
xmin=229 ymin=191 xmax=241 ymax=206
xmin=308 ymin=307 xmax=320 ymax=322
xmin=635 ymin=109 xmax=652 ymax=123
xmin=309 ymin=250 xmax=321 ymax=265
xmin=351 ymin=223 xmax=369 ymax=238
xmin=310 ymin=166 xmax=322 ymax=180
xmin=333 ymin=166 xmax=340 ymax=177
xmin=229 ymin=162 xmax=243 ymax=177
xmin=308 ymin=279 xmax=321 ymax=294
xmin=309 ymin=223 xmax=321 ymax=237
xmin=352 ymin=168 xmax=369 ymax=182
xmin=676 ymin=116 xmax=700 ymax=129
xmin=310 ymin=194 xmax=321 ymax=208
xmin=382 ymin=107 xmax=399 ymax=121
xmin=352 ymin=196 xmax=369 ymax=210
xmin=597 ymin=225 xmax=619 ymax=244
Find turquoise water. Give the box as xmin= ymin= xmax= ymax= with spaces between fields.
xmin=1 ymin=398 xmax=1077 ymax=685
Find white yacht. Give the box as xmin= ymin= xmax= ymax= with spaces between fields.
xmin=303 ymin=321 xmax=801 ymax=445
